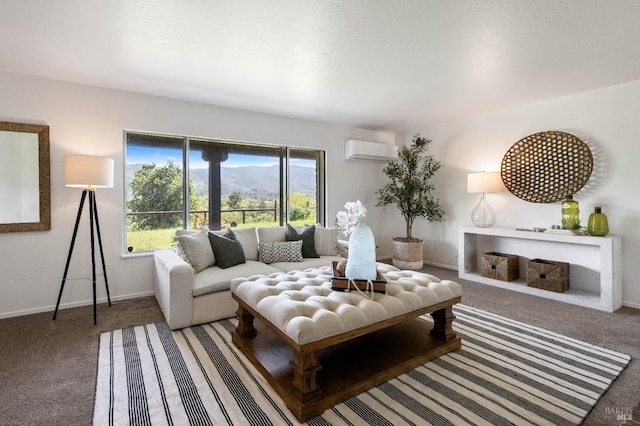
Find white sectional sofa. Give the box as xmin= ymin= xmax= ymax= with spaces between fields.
xmin=153 ymin=225 xmax=346 ymax=330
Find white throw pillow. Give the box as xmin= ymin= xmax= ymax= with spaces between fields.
xmin=174 ymin=229 xmax=198 ymax=256
xmin=314 ymin=225 xmax=339 ymax=256
xmin=175 ymin=230 xmax=215 ymax=272
xmin=231 ymin=227 xmax=259 ymax=260
xmin=258 ymin=240 xmax=303 ymax=264
xmin=256 ymin=226 xmax=286 ymax=243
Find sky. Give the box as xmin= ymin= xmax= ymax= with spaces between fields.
xmin=126 ymin=145 xmax=314 ymax=168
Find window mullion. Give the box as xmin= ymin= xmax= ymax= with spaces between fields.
xmin=317 ymin=151 xmax=326 ymax=226
xmin=280 ymin=147 xmax=287 ymax=225
xmin=184 ymin=137 xmax=190 ymax=229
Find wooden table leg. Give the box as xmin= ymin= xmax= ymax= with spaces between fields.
xmin=234 ymin=303 xmax=257 ymax=338
xmin=290 ymin=349 xmax=322 ymax=402
xmin=430 ymin=305 xmax=456 ymax=341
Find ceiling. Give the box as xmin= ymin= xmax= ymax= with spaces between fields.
xmin=2 ymin=0 xmax=640 ymax=131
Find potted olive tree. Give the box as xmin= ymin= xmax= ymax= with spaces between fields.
xmin=376 ymin=134 xmax=445 ymax=269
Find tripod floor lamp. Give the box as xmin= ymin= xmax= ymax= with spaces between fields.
xmin=53 ymin=155 xmax=114 ymax=325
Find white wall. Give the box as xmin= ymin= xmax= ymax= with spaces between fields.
xmin=3 ymin=70 xmax=637 ymax=317
xmin=399 ymin=80 xmax=640 ymax=308
xmin=0 ymin=71 xmax=393 ymax=318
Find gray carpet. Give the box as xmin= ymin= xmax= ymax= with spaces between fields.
xmin=0 ymin=265 xmax=638 ymax=425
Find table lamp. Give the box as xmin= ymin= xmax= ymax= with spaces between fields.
xmin=467 ymin=171 xmax=504 ymax=228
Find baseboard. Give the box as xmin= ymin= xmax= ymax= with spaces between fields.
xmin=423 ymin=260 xmax=458 ymax=271
xmin=0 ymin=291 xmax=155 ymax=320
xmin=377 ymin=255 xmax=458 ymax=272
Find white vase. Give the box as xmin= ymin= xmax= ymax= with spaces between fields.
xmin=345 ymin=216 xmax=377 ymax=280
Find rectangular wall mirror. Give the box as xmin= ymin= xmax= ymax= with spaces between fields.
xmin=0 ymin=121 xmax=50 ymax=232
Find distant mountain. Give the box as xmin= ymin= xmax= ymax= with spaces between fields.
xmin=126 ymin=164 xmax=316 ymax=198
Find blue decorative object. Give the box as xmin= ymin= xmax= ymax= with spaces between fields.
xmin=345 ymin=216 xmax=377 ymax=280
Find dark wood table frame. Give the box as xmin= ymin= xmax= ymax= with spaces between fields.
xmin=232 ymin=292 xmax=461 ymax=422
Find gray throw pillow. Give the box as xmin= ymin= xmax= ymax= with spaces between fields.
xmin=208 ymin=229 xmax=246 ymax=269
xmin=286 ymin=224 xmax=320 ymax=258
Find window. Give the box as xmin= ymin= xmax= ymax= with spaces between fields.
xmin=124 ymin=131 xmax=325 ymax=252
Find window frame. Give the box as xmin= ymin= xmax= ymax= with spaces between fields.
xmin=123 ymin=130 xmax=326 ymax=253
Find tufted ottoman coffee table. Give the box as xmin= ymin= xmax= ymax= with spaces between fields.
xmin=230 ymin=263 xmax=462 ymax=422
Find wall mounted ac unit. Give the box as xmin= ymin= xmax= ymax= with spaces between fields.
xmin=345 ymin=140 xmax=398 ymax=161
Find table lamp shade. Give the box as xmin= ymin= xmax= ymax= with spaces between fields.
xmin=467 ymin=171 xmax=504 ymax=194
xmin=65 ymin=155 xmax=114 ymax=188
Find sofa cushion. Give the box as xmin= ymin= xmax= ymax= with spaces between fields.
xmin=314 ymin=226 xmax=340 ymax=256
xmin=269 ymin=256 xmax=342 ymax=272
xmin=175 ymin=230 xmax=215 ymax=272
xmin=257 ymin=226 xmax=286 ymax=243
xmin=175 ymin=229 xmax=202 ymax=237
xmin=258 ymin=240 xmax=303 ymax=264
xmin=192 ymin=260 xmax=281 ymax=297
xmin=231 ymin=227 xmax=259 ymax=260
xmin=286 ymin=224 xmax=320 ymax=258
xmin=174 ymin=228 xmax=203 ymax=263
xmin=208 ymin=229 xmax=246 ymax=269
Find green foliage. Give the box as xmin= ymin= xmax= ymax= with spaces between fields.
xmin=376 ymin=134 xmax=445 ymax=240
xmin=191 ymin=195 xmax=208 ymax=211
xmin=289 ymin=192 xmax=312 ymax=221
xmin=128 ymin=161 xmax=196 ymax=230
xmin=127 ymin=164 xmax=317 ymax=249
xmin=227 ymin=191 xmax=242 ymax=209
xmin=126 ymin=227 xmax=178 ymax=252
xmin=126 ymin=204 xmax=317 ymax=252
xmin=289 ymin=207 xmax=308 ymax=221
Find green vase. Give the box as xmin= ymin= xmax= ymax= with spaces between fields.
xmin=588 ymin=206 xmax=609 ymax=236
xmin=561 ymin=195 xmax=580 ymax=229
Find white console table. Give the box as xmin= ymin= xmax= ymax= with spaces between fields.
xmin=458 ymin=226 xmax=621 ymax=312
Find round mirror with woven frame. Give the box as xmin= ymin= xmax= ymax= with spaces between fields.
xmin=500 ymin=131 xmax=593 ymax=203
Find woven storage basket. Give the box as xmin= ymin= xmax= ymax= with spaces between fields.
xmin=481 ymin=252 xmax=519 ymax=282
xmin=526 ymin=259 xmax=569 ymax=293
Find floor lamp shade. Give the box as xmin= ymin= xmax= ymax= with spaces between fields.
xmin=65 ymin=155 xmax=114 ymax=189
xmin=467 ymin=172 xmax=504 ymax=228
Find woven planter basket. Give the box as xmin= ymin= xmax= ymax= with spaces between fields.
xmin=392 ymin=240 xmax=423 ymax=270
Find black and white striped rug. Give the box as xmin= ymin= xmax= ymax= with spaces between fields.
xmin=93 ymin=305 xmax=630 ymax=425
